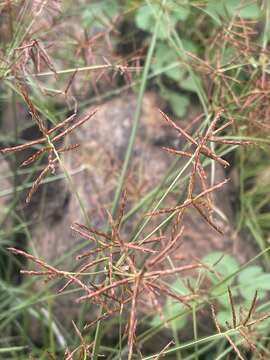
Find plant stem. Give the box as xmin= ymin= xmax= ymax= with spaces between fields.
xmin=91 ymin=3 xmax=166 ymax=359
xmin=110 ymin=1 xmax=165 ymax=219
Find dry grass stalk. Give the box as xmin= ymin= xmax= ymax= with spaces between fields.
xmin=147 ymin=109 xmax=255 ymax=236
xmin=211 ymin=289 xmax=267 ymax=359
xmin=9 ymin=190 xmax=203 ymax=358
xmin=0 ymin=91 xmax=98 ymax=203
xmin=6 ymin=103 xmax=258 ymax=357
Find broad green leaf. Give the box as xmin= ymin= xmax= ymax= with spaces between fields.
xmin=151 ymin=299 xmax=187 ymax=331
xmin=83 ymin=0 xmax=119 ymax=27
xmin=238 ymin=265 xmax=263 ymax=284
xmin=206 ymin=0 xmax=260 ymax=20
xmin=206 ymin=1 xmax=228 ymax=20
xmin=238 ymin=265 xmax=270 ymax=300
xmin=216 ymin=310 xmax=231 ymax=328
xmin=217 ymin=288 xmax=237 ymax=308
xmin=181 ymin=38 xmax=197 ymax=54
xmin=152 ymin=42 xmax=185 ymax=81
xmin=135 ymin=2 xmax=190 ymax=40
xmin=161 ymin=89 xmax=190 ymax=117
xmin=202 ymin=252 xmax=239 ymax=295
xmin=168 ymin=93 xmax=189 ymax=117
xmin=256 ymin=315 xmax=270 ymax=331
xmin=151 ymin=279 xmax=189 ymax=330
xmin=168 ymin=1 xmax=190 ymax=22
xmin=217 ymin=304 xmax=240 ymax=328
xmin=203 ymin=252 xmax=239 ymax=280
xmin=181 ymin=74 xmax=201 ymax=93
xmin=135 ymin=4 xmax=172 ymax=40
xmin=226 ymin=0 xmax=260 ymax=19
xmin=165 ymin=67 xmax=185 ymax=81
xmin=152 ymin=38 xmax=197 ymax=81
xmin=170 ymin=278 xmax=192 ymax=295
xmin=219 ymin=47 xmax=237 ymax=67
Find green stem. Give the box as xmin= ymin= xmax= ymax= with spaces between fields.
xmin=110 ymin=2 xmax=165 ymax=218
xmin=91 ymin=3 xmax=166 ymax=359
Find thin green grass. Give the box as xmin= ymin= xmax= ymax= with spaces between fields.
xmin=1 ymin=1 xmax=270 ymax=359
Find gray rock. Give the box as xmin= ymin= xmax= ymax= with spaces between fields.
xmin=29 ymin=93 xmax=237 ymax=266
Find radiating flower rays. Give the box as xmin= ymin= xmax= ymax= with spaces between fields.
xmin=0 ymin=83 xmax=97 ymax=203
xmin=7 ymin=108 xmax=257 ymax=359
xmin=211 ymin=288 xmax=269 ymax=360
xmin=9 ymin=193 xmax=202 ymax=360
xmin=147 ymin=109 xmax=255 ymax=234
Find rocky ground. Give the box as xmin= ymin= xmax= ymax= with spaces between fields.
xmin=0 ymin=92 xmax=256 ymax=340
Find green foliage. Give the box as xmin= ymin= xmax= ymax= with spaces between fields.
xmin=135 ymin=1 xmax=190 ymax=40
xmin=82 ymin=0 xmax=119 ymax=28
xmin=151 ymin=278 xmax=190 ymax=331
xmin=161 ymin=89 xmax=190 ymax=117
xmin=152 ymin=251 xmax=270 ymax=331
xmin=152 ymin=42 xmax=184 ymax=81
xmin=238 ymin=265 xmax=270 ymax=300
xmin=82 ymin=0 xmax=263 ymax=119
xmin=134 ymin=1 xmax=193 ymax=117
xmin=203 ymin=252 xmax=239 ymax=294
xmin=203 ymin=252 xmax=270 ymax=328
xmin=132 ymin=0 xmax=262 ymax=118
xmin=1 ymin=0 xmax=270 ymax=358
xmin=207 ymin=0 xmax=260 ymax=20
